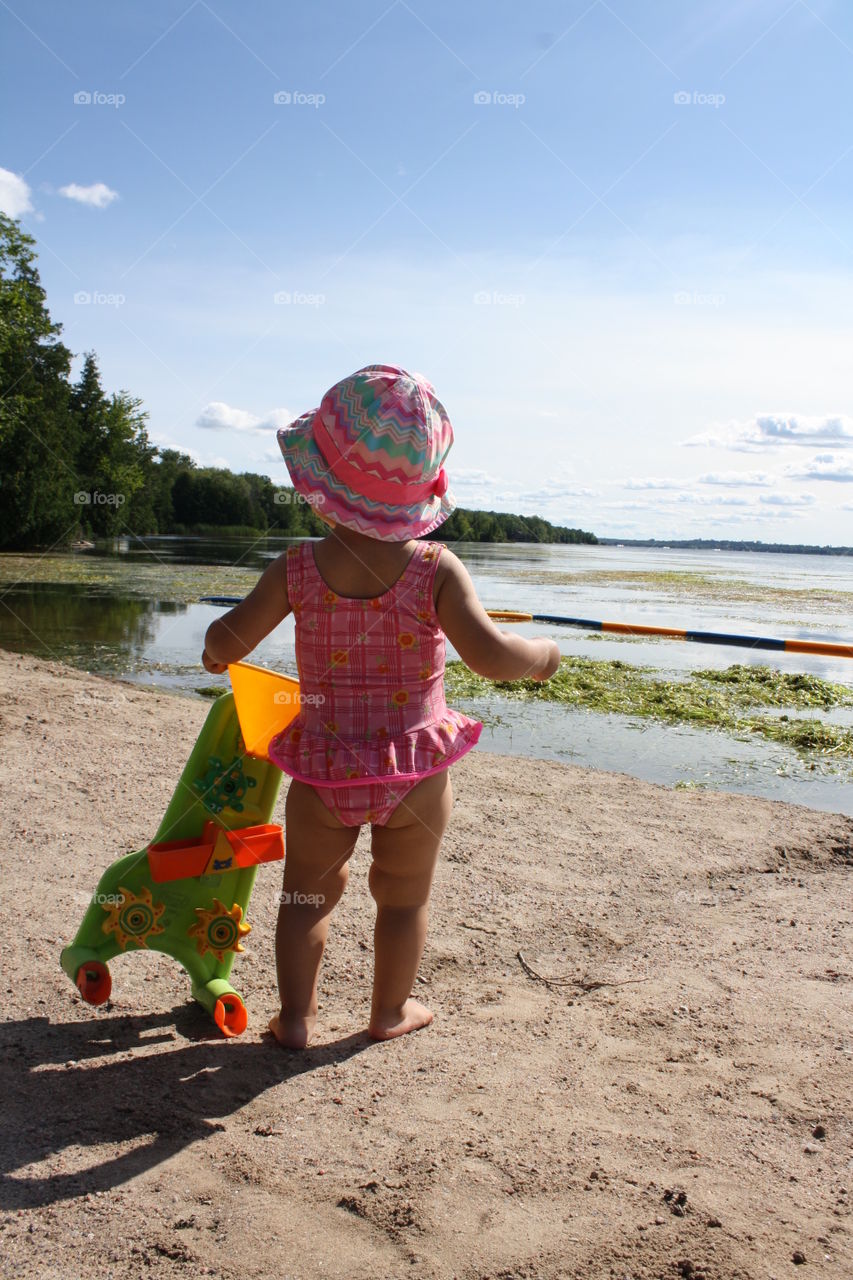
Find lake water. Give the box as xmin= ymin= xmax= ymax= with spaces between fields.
xmin=1 ymin=537 xmax=851 ymax=814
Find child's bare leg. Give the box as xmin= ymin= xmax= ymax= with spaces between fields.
xmin=270 ymin=780 xmax=358 ymax=1049
xmin=367 ymin=770 xmax=452 ymax=1041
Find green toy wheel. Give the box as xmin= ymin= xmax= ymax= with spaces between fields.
xmin=76 ymin=961 xmax=111 ymax=1006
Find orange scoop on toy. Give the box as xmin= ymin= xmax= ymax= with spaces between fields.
xmin=227 ymin=662 xmax=301 ymax=761
xmin=147 ymin=820 xmax=284 ymax=883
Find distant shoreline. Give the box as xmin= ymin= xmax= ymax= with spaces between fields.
xmin=597 ymin=538 xmax=853 ymax=557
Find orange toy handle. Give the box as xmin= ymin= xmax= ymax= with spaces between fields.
xmin=148 ymin=821 xmax=284 ymax=883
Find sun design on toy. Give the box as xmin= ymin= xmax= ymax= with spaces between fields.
xmin=101 ymin=885 xmax=166 ymax=950
xmin=188 ymin=898 xmax=251 ymax=961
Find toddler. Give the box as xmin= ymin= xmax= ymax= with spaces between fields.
xmin=202 ymin=365 xmax=560 ymax=1047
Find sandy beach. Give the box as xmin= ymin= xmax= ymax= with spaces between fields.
xmin=1 ymin=648 xmax=851 ymax=1280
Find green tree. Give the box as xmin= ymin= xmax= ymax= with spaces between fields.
xmin=0 ymin=214 xmax=78 ymax=547
xmin=70 ymin=352 xmax=154 ymax=536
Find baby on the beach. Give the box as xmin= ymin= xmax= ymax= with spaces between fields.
xmin=202 ymin=365 xmax=560 ymax=1047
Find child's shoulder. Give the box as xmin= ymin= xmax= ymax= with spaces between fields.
xmin=428 ymin=542 xmax=468 ymax=602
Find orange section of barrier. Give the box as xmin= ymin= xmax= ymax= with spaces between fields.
xmin=785 ymin=639 xmax=853 ymax=659
xmin=486 ymin=610 xmax=533 ymax=623
xmin=603 ymin=622 xmax=688 ymax=639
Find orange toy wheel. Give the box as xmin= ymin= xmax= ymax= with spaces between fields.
xmin=76 ymin=961 xmax=112 ymax=1006
xmin=214 ymin=994 xmax=248 ymax=1037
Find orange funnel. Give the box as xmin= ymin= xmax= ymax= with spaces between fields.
xmin=227 ymin=662 xmax=301 ymax=762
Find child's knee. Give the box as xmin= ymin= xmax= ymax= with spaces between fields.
xmin=283 ymin=848 xmax=351 ymax=904
xmin=368 ymin=859 xmax=433 ymax=910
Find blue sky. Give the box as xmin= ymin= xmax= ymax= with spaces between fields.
xmin=2 ymin=0 xmax=853 ymax=542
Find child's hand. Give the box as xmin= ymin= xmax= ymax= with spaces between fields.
xmin=202 ymin=648 xmax=227 ymax=675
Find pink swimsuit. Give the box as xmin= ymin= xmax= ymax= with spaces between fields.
xmin=267 ymin=540 xmax=482 ymax=826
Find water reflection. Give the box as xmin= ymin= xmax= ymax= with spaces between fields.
xmin=0 ymin=585 xmax=161 ymax=665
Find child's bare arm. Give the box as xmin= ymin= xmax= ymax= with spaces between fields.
xmin=202 ymin=554 xmax=291 ymax=673
xmin=434 ymin=550 xmax=560 ymax=682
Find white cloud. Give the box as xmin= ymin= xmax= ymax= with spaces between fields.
xmin=758 ymin=492 xmax=816 ymax=506
xmin=677 ymin=493 xmax=750 ymax=506
xmin=196 ymin=402 xmax=295 ymax=436
xmin=59 ymin=182 xmax=119 ymax=209
xmin=451 ymin=468 xmax=505 ymax=489
xmin=149 ymin=431 xmax=203 ymax=465
xmin=698 ymin=470 xmax=774 ymax=486
xmin=683 ymin=414 xmax=853 ymax=452
xmin=0 ymin=167 xmax=32 ymax=216
xmin=785 ymin=453 xmax=853 ymax=483
xmin=623 ymin=477 xmax=683 ymax=490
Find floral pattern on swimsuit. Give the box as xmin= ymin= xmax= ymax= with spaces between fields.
xmin=267 ymin=540 xmax=482 ymax=788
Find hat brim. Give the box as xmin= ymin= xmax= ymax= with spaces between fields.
xmin=276 ymin=410 xmax=456 ymax=542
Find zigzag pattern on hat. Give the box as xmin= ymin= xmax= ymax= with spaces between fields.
xmin=327 ymin=382 xmax=448 ymax=484
xmin=278 ymin=364 xmax=455 ymax=541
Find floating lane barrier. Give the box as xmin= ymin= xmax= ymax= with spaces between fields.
xmin=198 ymin=600 xmax=853 ymax=659
xmin=526 ymin=614 xmax=853 ymax=660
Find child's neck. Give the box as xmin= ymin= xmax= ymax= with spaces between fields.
xmin=313 ymin=526 xmax=417 ymax=599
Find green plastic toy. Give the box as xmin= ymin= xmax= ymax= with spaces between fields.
xmin=60 ymin=662 xmax=300 ymax=1036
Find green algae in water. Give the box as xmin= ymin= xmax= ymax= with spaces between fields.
xmin=0 ymin=554 xmax=262 ymax=605
xmin=507 ymin=567 xmax=853 ymax=617
xmin=445 ymin=658 xmax=853 ymax=763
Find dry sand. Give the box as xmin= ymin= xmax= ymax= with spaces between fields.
xmin=0 ymin=649 xmax=851 ymax=1280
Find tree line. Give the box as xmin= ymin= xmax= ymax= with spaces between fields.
xmin=0 ymin=214 xmax=596 ymax=549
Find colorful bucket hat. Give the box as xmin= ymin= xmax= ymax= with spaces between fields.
xmin=276 ymin=364 xmax=456 ymax=541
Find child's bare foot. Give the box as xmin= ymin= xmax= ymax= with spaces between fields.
xmin=268 ymin=1010 xmax=316 ymax=1049
xmin=368 ymin=997 xmax=433 ymax=1041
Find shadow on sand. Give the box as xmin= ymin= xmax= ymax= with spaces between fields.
xmin=0 ymin=1005 xmax=372 ymax=1209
